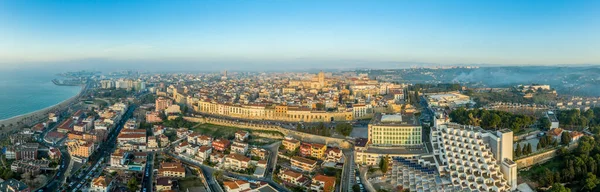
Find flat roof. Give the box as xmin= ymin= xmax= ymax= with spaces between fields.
xmin=362 ymin=145 xmax=427 ymax=155
xmin=370 ymin=113 xmax=419 ymax=126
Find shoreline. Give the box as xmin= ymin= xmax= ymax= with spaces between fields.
xmin=0 ymin=84 xmax=85 ymax=134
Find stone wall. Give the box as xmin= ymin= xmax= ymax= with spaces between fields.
xmin=183 ymin=116 xmax=353 ymax=149
xmin=515 ymin=149 xmax=557 ymax=168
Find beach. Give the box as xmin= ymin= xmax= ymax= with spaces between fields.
xmin=0 ymin=85 xmax=84 ymax=136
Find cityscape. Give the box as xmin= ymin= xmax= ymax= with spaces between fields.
xmin=0 ymin=1 xmax=599 ymax=192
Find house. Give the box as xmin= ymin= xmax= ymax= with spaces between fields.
xmin=186 ymin=146 xmax=199 ymax=156
xmin=311 ymin=143 xmax=327 ymax=160
xmin=291 ymin=156 xmax=317 ymax=172
xmin=175 ymin=142 xmax=189 ymax=154
xmin=156 ymin=177 xmax=173 ymax=191
xmin=250 ymin=148 xmax=268 ymax=160
xmin=282 ymin=137 xmax=301 ymax=151
xmin=279 ymin=169 xmax=309 ymax=187
xmin=325 ymin=147 xmax=343 ymax=163
xmin=147 ymin=136 xmax=159 ymax=148
xmin=196 ymin=146 xmax=212 ymax=162
xmin=187 ymin=133 xmax=201 ymax=144
xmin=222 ymin=180 xmax=250 ymax=192
xmin=235 ymin=130 xmax=249 ymax=141
xmin=197 ymin=135 xmax=213 ymax=146
xmin=210 ymin=152 xmax=225 ymax=165
xmin=158 ymin=134 xmax=170 ymax=147
xmin=311 ymin=174 xmax=336 ymax=192
xmin=158 ymin=162 xmax=185 ymax=178
xmin=89 ymin=176 xmax=113 ymax=192
xmin=571 ymin=131 xmax=584 ymax=142
xmin=176 ymin=128 xmax=189 ymax=138
xmin=231 ymin=141 xmax=249 ymax=154
xmin=549 ymin=128 xmax=564 ymax=142
xmin=212 ymin=139 xmax=231 ymax=152
xmin=153 ymin=125 xmax=166 ymax=135
xmin=299 ymin=143 xmax=312 ymax=157
xmin=224 ymin=153 xmax=251 ymax=171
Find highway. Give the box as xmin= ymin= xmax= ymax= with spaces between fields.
xmin=66 ymin=104 xmax=136 ymax=192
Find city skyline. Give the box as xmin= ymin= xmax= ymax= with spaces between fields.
xmin=1 ymin=0 xmax=599 ymax=70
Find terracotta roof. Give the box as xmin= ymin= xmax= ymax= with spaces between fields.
xmin=291 ymin=156 xmax=317 ymax=165
xmin=282 ymin=170 xmax=302 ymax=178
xmin=549 ymin=128 xmax=563 ymax=136
xmin=313 ymin=174 xmax=336 ymax=192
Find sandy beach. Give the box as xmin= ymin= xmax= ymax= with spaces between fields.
xmin=0 ymin=85 xmax=85 ymax=135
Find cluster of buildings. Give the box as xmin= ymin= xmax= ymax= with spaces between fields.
xmin=354 ymin=110 xmax=518 ymax=192
xmin=173 ymin=129 xmax=270 ymax=177
xmin=423 ymin=92 xmax=474 ymax=108
xmin=59 ymin=104 xmax=127 ymax=162
xmin=100 ymin=78 xmax=146 ymax=91
xmin=155 ymin=71 xmax=414 ymax=123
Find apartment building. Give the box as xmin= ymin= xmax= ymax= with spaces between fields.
xmin=431 ymin=120 xmax=517 ymax=192
xmin=311 ymin=143 xmax=327 ymax=160
xmin=282 ymin=137 xmax=301 ymax=151
xmin=235 ymin=130 xmax=249 ymax=141
xmin=224 ymin=153 xmax=251 ymax=171
xmin=368 ymin=113 xmax=422 ymax=146
xmin=196 ymin=146 xmax=212 ymax=162
xmin=158 ymin=162 xmax=185 ymax=178
xmin=197 ymin=135 xmax=213 ymax=146
xmin=213 ymin=139 xmax=231 ymax=152
xmin=231 ymin=141 xmax=249 ymax=154
xmin=291 ymin=156 xmax=317 ymax=172
xmin=279 ymin=169 xmax=308 ymax=186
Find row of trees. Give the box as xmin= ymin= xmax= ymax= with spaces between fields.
xmin=296 ymin=122 xmax=332 ymax=137
xmin=449 ymin=108 xmax=534 ymax=132
xmin=515 ymin=143 xmax=533 ymax=157
xmin=557 ymin=108 xmax=600 ymax=129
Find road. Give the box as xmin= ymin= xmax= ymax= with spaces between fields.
xmin=165 ymin=151 xmax=291 ymax=192
xmin=141 ymin=153 xmax=155 ymax=192
xmin=359 ymin=167 xmax=376 ymax=192
xmin=66 ymin=104 xmax=136 ymax=192
xmin=341 ymin=149 xmax=355 ymax=192
xmin=263 ymin=141 xmax=281 ymax=180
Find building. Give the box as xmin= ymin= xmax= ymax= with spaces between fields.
xmin=546 ymin=111 xmax=560 ymax=129
xmin=224 ymin=153 xmax=251 ymax=171
xmin=5 ymin=143 xmax=39 ymax=160
xmin=282 ymin=137 xmax=301 ymax=151
xmin=197 ymin=135 xmax=213 ymax=146
xmin=196 ymin=146 xmax=212 ymax=162
xmin=235 ymin=130 xmax=249 ymax=141
xmin=158 ymin=162 xmax=185 ymax=178
xmin=290 ymin=156 xmax=317 ymax=172
xmin=250 ymin=148 xmax=268 ymax=160
xmin=389 ymin=157 xmax=444 ymax=191
xmin=299 ymin=143 xmax=312 ymax=157
xmin=158 ymin=134 xmax=170 ymax=147
xmin=146 ymin=111 xmax=163 ymax=123
xmin=279 ymin=169 xmax=308 ymax=187
xmin=10 ymin=160 xmax=50 ymax=175
xmin=222 ymin=180 xmax=251 ymax=192
xmin=147 ymin=136 xmax=158 ymax=148
xmin=310 ymin=174 xmax=336 ymax=192
xmin=311 ymin=143 xmax=327 ymax=160
xmin=231 ymin=141 xmax=249 ymax=154
xmin=325 ymin=147 xmax=343 ymax=163
xmin=155 ymin=97 xmax=172 ymax=112
xmin=67 ymin=139 xmax=95 ymax=159
xmin=0 ymin=179 xmax=30 ymax=192
xmin=368 ymin=113 xmax=422 ymax=146
xmin=212 ymin=139 xmax=231 ymax=152
xmin=424 ymin=92 xmax=473 ymax=108
xmin=156 ymin=177 xmax=173 ymax=191
xmin=210 ymin=152 xmax=225 ymax=165
xmin=175 ymin=142 xmax=189 ymax=154
xmin=430 ymin=120 xmax=517 ymax=191
xmin=89 ymin=176 xmax=114 ymax=192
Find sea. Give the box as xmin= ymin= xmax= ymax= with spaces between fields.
xmin=0 ymin=70 xmax=82 ymax=120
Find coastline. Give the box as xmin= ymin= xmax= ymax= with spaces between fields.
xmin=0 ymin=84 xmax=85 ymax=135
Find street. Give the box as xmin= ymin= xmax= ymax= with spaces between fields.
xmin=141 ymin=153 xmax=155 ymax=192
xmin=341 ymin=149 xmax=355 ymax=192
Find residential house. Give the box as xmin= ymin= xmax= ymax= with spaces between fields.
xmin=222 ymin=180 xmax=250 ymax=192
xmin=231 ymin=141 xmax=249 ymax=154
xmin=224 ymin=153 xmax=251 ymax=171
xmin=291 ymin=156 xmax=317 ymax=172
xmin=235 ymin=130 xmax=249 ymax=142
xmin=311 ymin=174 xmax=336 ymax=192
xmin=282 ymin=137 xmax=300 ymax=152
xmin=212 ymin=139 xmax=231 ymax=152
xmin=279 ymin=169 xmax=309 ymax=187
xmin=89 ymin=176 xmax=113 ymax=192
xmin=158 ymin=162 xmax=185 ymax=178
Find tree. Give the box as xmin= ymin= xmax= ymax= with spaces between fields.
xmin=127 ymin=177 xmax=140 ymax=192
xmin=515 ymin=143 xmax=522 ymax=157
xmin=352 ymin=184 xmax=361 ymax=192
xmin=539 ymin=117 xmax=552 ymax=130
xmin=379 ymin=155 xmax=390 ymax=174
xmin=550 ymin=183 xmax=571 ymax=192
xmin=585 ymin=172 xmax=599 ymax=191
xmin=561 ymin=132 xmax=572 ymax=146
xmin=537 ymin=142 xmax=542 ymax=151
xmin=335 ymin=123 xmax=353 ymax=136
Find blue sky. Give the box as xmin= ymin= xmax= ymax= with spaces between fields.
xmin=0 ymin=0 xmax=599 ymax=69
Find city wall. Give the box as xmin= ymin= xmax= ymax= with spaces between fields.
xmin=183 ymin=116 xmax=352 ymax=149
xmin=515 ymin=144 xmax=577 ymax=168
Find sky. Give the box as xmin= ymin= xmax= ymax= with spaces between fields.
xmin=0 ymin=0 xmax=599 ymax=70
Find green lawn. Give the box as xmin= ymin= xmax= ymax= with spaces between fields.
xmin=191 ymin=123 xmax=283 ymax=145
xmin=179 ymin=177 xmax=204 ymax=191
